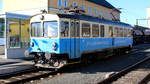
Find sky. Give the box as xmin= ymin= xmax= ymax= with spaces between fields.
xmin=0 ymin=0 xmax=2 ymax=12
xmin=107 ymin=0 xmax=150 ymax=27
xmin=0 ymin=0 xmax=149 ymax=27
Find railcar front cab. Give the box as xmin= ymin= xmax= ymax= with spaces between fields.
xmin=29 ymin=14 xmax=69 ymax=68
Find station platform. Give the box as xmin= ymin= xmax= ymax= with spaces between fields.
xmin=0 ymin=58 xmax=34 ymax=75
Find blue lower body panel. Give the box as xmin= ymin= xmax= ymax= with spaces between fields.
xmin=29 ymin=37 xmax=133 ymax=59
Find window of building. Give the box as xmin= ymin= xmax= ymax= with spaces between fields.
xmin=9 ymin=19 xmax=21 ymax=48
xmin=80 ymin=5 xmax=85 ymax=11
xmin=60 ymin=21 xmax=69 ymax=37
xmin=57 ymin=0 xmax=62 ymax=8
xmin=92 ymin=24 xmax=99 ymax=37
xmin=94 ymin=8 xmax=98 ymax=16
xmin=0 ymin=18 xmax=5 ymax=54
xmin=105 ymin=11 xmax=109 ymax=18
xmin=99 ymin=10 xmax=103 ymax=17
xmin=88 ymin=7 xmax=92 ymax=15
xmin=72 ymin=2 xmax=78 ymax=7
xmin=0 ymin=18 xmax=4 ymax=38
xmin=20 ymin=20 xmax=30 ymax=48
xmin=64 ymin=0 xmax=68 ymax=8
xmin=100 ymin=25 xmax=105 ymax=37
xmin=82 ymin=23 xmax=91 ymax=37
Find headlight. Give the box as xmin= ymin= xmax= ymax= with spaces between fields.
xmin=30 ymin=42 xmax=34 ymax=47
xmin=52 ymin=42 xmax=57 ymax=50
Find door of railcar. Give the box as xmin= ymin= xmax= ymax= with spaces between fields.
xmin=70 ymin=20 xmax=80 ymax=58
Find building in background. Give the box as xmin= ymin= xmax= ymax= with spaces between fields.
xmin=147 ymin=7 xmax=150 ymax=28
xmin=0 ymin=0 xmax=120 ymax=59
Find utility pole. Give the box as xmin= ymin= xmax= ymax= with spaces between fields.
xmin=47 ymin=0 xmax=49 ymax=13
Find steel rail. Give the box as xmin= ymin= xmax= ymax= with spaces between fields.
xmin=98 ymin=56 xmax=150 ymax=84
xmin=0 ymin=70 xmax=58 ymax=84
xmin=0 ymin=44 xmax=148 ymax=84
xmin=137 ymin=73 xmax=150 ymax=84
xmin=0 ymin=67 xmax=38 ymax=79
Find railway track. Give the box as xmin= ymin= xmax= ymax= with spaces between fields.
xmin=137 ymin=73 xmax=150 ymax=84
xmin=98 ymin=56 xmax=150 ymax=84
xmin=0 ymin=67 xmax=59 ymax=84
xmin=0 ymin=62 xmax=83 ymax=84
xmin=0 ymin=45 xmax=148 ymax=84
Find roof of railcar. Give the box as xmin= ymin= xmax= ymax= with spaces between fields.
xmin=57 ymin=13 xmax=132 ymax=28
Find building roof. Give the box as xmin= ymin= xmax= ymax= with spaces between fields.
xmin=87 ymin=0 xmax=121 ymax=13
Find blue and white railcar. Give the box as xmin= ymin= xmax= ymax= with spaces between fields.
xmin=28 ymin=13 xmax=133 ymax=68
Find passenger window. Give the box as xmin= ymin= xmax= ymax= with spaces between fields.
xmin=128 ymin=29 xmax=132 ymax=37
xmin=114 ymin=27 xmax=118 ymax=37
xmin=82 ymin=23 xmax=91 ymax=37
xmin=109 ymin=26 xmax=113 ymax=37
xmin=117 ymin=28 xmax=120 ymax=37
xmin=75 ymin=22 xmax=80 ymax=37
xmin=70 ymin=22 xmax=75 ymax=37
xmin=100 ymin=25 xmax=105 ymax=37
xmin=70 ymin=22 xmax=80 ymax=37
xmin=118 ymin=28 xmax=122 ymax=37
xmin=60 ymin=21 xmax=69 ymax=37
xmin=121 ymin=28 xmax=124 ymax=37
xmin=123 ymin=28 xmax=127 ymax=37
xmin=92 ymin=24 xmax=99 ymax=37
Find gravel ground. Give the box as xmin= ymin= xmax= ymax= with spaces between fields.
xmin=26 ymin=44 xmax=150 ymax=84
xmin=148 ymin=81 xmax=150 ymax=84
xmin=112 ymin=59 xmax=150 ymax=84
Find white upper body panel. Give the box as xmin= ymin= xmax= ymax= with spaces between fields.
xmin=30 ymin=14 xmax=59 ymax=23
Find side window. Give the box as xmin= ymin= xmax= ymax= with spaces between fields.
xmin=109 ymin=26 xmax=113 ymax=37
xmin=121 ymin=28 xmax=124 ymax=37
xmin=123 ymin=28 xmax=127 ymax=37
xmin=75 ymin=22 xmax=80 ymax=37
xmin=92 ymin=24 xmax=99 ymax=37
xmin=100 ymin=25 xmax=105 ymax=37
xmin=70 ymin=22 xmax=75 ymax=37
xmin=82 ymin=23 xmax=91 ymax=37
xmin=128 ymin=29 xmax=132 ymax=37
xmin=113 ymin=27 xmax=118 ymax=37
xmin=118 ymin=28 xmax=122 ymax=37
xmin=118 ymin=28 xmax=120 ymax=37
xmin=70 ymin=21 xmax=80 ymax=37
xmin=60 ymin=21 xmax=69 ymax=37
